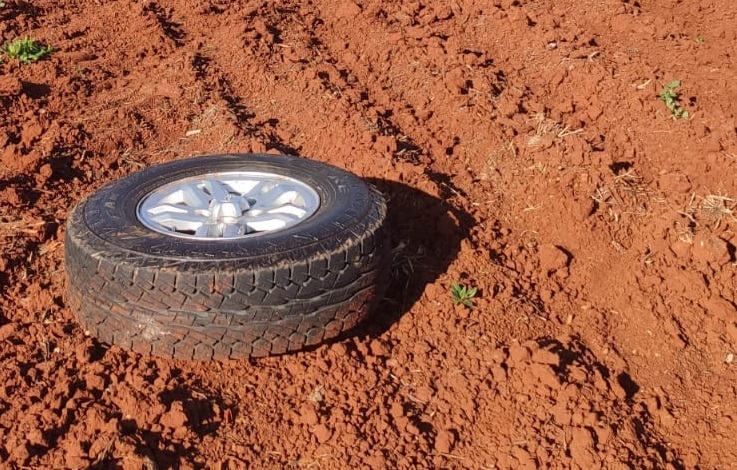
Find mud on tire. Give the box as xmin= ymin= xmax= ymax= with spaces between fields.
xmin=64 ymin=154 xmax=390 ymax=360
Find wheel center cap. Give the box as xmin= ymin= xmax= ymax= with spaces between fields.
xmin=211 ymin=196 xmax=250 ymax=222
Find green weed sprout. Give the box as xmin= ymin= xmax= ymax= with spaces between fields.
xmin=2 ymin=36 xmax=54 ymax=64
xmin=659 ymin=80 xmax=689 ymax=119
xmin=451 ymin=283 xmax=478 ymax=308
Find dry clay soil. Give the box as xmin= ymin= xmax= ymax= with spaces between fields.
xmin=1 ymin=0 xmax=737 ymax=468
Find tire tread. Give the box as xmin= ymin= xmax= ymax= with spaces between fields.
xmin=65 ymin=173 xmax=389 ymax=360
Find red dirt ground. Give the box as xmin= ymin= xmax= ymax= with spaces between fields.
xmin=1 ymin=0 xmax=736 ymax=468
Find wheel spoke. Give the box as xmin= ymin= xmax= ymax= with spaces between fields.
xmin=149 ymin=211 xmax=205 ymax=233
xmin=222 ymin=223 xmax=243 ymax=238
xmin=243 ymin=179 xmax=267 ymax=197
xmin=195 ymin=224 xmax=215 ymax=237
xmin=137 ymin=171 xmax=320 ymax=239
xmin=179 ymin=184 xmax=213 ymax=210
xmin=264 ymin=203 xmax=308 ymax=218
xmin=251 ymin=187 xmax=295 ymax=210
xmin=244 ymin=213 xmax=298 ymax=232
xmin=203 ymin=179 xmax=231 ymax=202
xmin=144 ymin=203 xmax=199 ymax=216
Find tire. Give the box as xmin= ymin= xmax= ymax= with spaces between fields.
xmin=64 ymin=154 xmax=390 ymax=360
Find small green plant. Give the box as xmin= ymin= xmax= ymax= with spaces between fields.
xmin=1 ymin=36 xmax=54 ymax=64
xmin=659 ymin=80 xmax=689 ymax=119
xmin=695 ymin=36 xmax=705 ymax=44
xmin=451 ymin=283 xmax=478 ymax=308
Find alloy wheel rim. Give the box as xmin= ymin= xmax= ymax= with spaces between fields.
xmin=136 ymin=171 xmax=320 ymax=239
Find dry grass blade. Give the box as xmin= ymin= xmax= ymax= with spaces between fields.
xmin=591 ymin=186 xmax=611 ymax=205
xmin=592 ymin=170 xmax=652 ymax=220
xmin=0 ymin=217 xmax=46 ymax=236
xmin=91 ymin=433 xmax=119 ymax=468
xmin=391 ymin=240 xmax=427 ymax=277
xmin=700 ymin=194 xmax=736 ymax=226
xmin=613 ymin=170 xmax=648 ymax=196
xmin=615 ymin=171 xmax=649 ymax=208
xmin=530 ymin=112 xmax=583 ymax=143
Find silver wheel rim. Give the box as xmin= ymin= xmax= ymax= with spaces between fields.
xmin=136 ymin=171 xmax=320 ymax=240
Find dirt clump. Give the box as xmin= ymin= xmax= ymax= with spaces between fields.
xmin=1 ymin=0 xmax=736 ymax=468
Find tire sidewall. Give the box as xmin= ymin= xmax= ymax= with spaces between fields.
xmin=75 ymin=154 xmax=379 ymax=266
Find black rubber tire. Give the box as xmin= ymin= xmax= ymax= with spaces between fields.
xmin=64 ymin=154 xmax=390 ymax=360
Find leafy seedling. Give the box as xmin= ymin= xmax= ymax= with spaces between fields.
xmin=695 ymin=36 xmax=705 ymax=44
xmin=2 ymin=36 xmax=54 ymax=64
xmin=451 ymin=283 xmax=478 ymax=308
xmin=659 ymin=80 xmax=689 ymax=119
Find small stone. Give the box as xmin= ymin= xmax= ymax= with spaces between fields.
xmin=0 ymin=76 xmax=22 ymax=96
xmin=530 ymin=363 xmax=560 ymax=389
xmin=701 ymin=296 xmax=736 ymax=320
xmin=34 ymin=163 xmax=54 ymax=185
xmin=1 ymin=144 xmax=19 ymax=168
xmin=312 ymin=424 xmax=332 ymax=443
xmin=64 ymin=439 xmax=88 ymax=468
xmin=669 ymin=240 xmax=691 ymax=258
xmin=40 ymin=163 xmax=53 ymax=177
xmin=569 ymin=428 xmax=598 ymax=469
xmin=727 ymin=323 xmax=737 ymax=344
xmin=331 ymin=342 xmax=348 ymax=356
xmin=658 ymin=408 xmax=676 ymax=428
xmin=369 ymin=338 xmax=389 ymax=357
xmin=249 ymin=139 xmax=267 ymax=153
xmin=434 ymin=429 xmax=457 ymax=453
xmin=21 ymin=121 xmax=43 ymax=147
xmin=299 ymin=404 xmax=319 ymax=426
xmin=553 ymin=409 xmax=571 ymax=426
xmin=405 ymin=422 xmax=421 ymax=435
xmin=507 ymin=345 xmax=531 ymax=366
xmin=691 ymin=234 xmax=730 ymax=266
xmin=444 ymin=67 xmax=467 ymax=93
xmin=531 ymin=349 xmax=560 ymax=366
xmin=538 ymin=245 xmax=570 ymax=274
xmin=490 ymin=365 xmax=507 ymax=384
xmin=85 ymin=372 xmax=106 ymax=392
xmin=335 ymin=1 xmax=361 ymax=18
xmin=511 ymin=447 xmax=536 ymax=469
xmin=577 ymin=199 xmax=596 ymax=220
xmin=160 ymin=401 xmax=188 ymax=429
xmin=0 ymin=323 xmax=15 ymax=341
xmin=89 ymin=435 xmax=113 ymax=459
xmin=414 ymin=386 xmax=433 ymax=403
xmin=385 ymin=358 xmax=400 ymax=368
xmin=389 ymin=401 xmax=404 ymax=418
xmin=373 ymin=135 xmax=397 ymax=154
